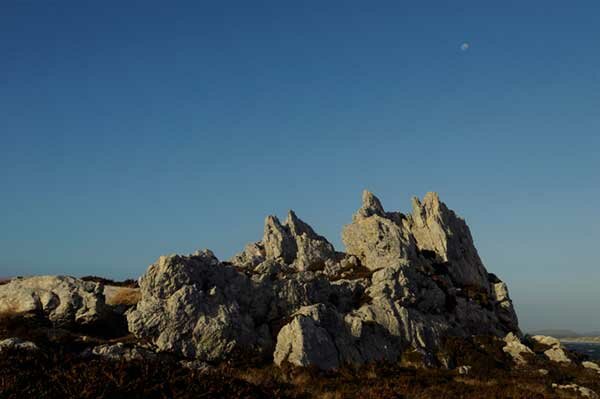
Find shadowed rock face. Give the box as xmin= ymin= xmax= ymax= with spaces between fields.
xmin=408 ymin=192 xmax=490 ymax=290
xmin=128 ymin=191 xmax=521 ymax=370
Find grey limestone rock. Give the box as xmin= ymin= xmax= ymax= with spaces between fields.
xmin=128 ymin=190 xmax=522 ymax=370
xmin=0 ymin=275 xmax=107 ymax=327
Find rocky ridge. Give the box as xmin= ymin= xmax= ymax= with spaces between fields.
xmin=127 ymin=190 xmax=520 ymax=369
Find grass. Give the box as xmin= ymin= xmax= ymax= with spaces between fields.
xmin=105 ymin=286 xmax=141 ymax=307
xmin=1 ymin=312 xmax=600 ymax=399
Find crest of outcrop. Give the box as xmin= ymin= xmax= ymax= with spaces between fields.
xmin=128 ymin=190 xmax=521 ymax=370
xmin=341 ymin=190 xmax=417 ymax=269
xmin=408 ymin=192 xmax=490 ymax=290
xmin=231 ymin=210 xmax=335 ymax=271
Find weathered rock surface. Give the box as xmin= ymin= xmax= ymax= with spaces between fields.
xmin=231 ymin=211 xmax=335 ymax=271
xmin=583 ymin=361 xmax=600 ymax=374
xmin=408 ymin=192 xmax=490 ymax=290
xmin=552 ymin=383 xmax=599 ymax=399
xmin=128 ymin=191 xmax=522 ymax=369
xmin=0 ymin=276 xmax=107 ymax=327
xmin=90 ymin=343 xmax=157 ymax=361
xmin=531 ymin=335 xmax=572 ymax=364
xmin=274 ymin=304 xmax=347 ymax=370
xmin=502 ymin=332 xmax=533 ymax=365
xmin=342 ymin=191 xmax=417 ymax=270
xmin=0 ymin=337 xmax=39 ymax=352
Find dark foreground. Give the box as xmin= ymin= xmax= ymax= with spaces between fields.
xmin=1 ymin=315 xmax=600 ymax=399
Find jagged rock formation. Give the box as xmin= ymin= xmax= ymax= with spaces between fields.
xmin=231 ymin=211 xmax=335 ymax=271
xmin=0 ymin=276 xmax=107 ymax=327
xmin=127 ymin=191 xmax=521 ymax=369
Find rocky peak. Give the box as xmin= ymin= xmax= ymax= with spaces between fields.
xmin=408 ymin=192 xmax=490 ymax=290
xmin=355 ymin=190 xmax=386 ymax=220
xmin=285 ymin=210 xmax=314 ymax=236
xmin=232 ymin=211 xmax=335 ymax=271
xmin=342 ymin=192 xmax=417 ymax=270
xmin=263 ymin=215 xmax=297 ymax=264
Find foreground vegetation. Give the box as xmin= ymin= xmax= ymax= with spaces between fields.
xmin=1 ymin=312 xmax=599 ymax=399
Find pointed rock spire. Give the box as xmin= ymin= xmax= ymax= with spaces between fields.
xmin=263 ymin=215 xmax=297 ymax=264
xmin=343 ymin=190 xmax=417 ymax=269
xmin=286 ymin=210 xmax=317 ymax=237
xmin=408 ymin=192 xmax=490 ymax=290
xmin=356 ymin=190 xmax=386 ymax=220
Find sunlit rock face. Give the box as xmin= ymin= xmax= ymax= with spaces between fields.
xmin=0 ymin=275 xmax=107 ymax=327
xmin=128 ymin=190 xmax=520 ymax=369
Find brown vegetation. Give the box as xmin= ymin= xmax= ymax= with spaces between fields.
xmin=1 ymin=313 xmax=599 ymax=399
xmin=3 ymin=346 xmax=600 ymax=399
xmin=105 ymin=286 xmax=141 ymax=306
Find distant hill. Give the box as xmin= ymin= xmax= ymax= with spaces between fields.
xmin=529 ymin=329 xmax=600 ymax=339
xmin=528 ymin=329 xmax=581 ymax=338
xmin=561 ymin=336 xmax=600 ymax=343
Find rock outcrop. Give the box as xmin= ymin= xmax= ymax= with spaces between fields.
xmin=0 ymin=337 xmax=39 ymax=353
xmin=552 ymin=384 xmax=599 ymax=399
xmin=89 ymin=343 xmax=157 ymax=361
xmin=231 ymin=211 xmax=335 ymax=271
xmin=502 ymin=332 xmax=533 ymax=365
xmin=531 ymin=335 xmax=572 ymax=364
xmin=128 ymin=191 xmax=521 ymax=369
xmin=583 ymin=361 xmax=600 ymax=374
xmin=0 ymin=276 xmax=107 ymax=327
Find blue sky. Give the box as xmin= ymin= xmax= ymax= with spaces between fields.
xmin=1 ymin=1 xmax=599 ymax=332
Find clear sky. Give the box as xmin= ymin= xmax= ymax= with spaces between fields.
xmin=1 ymin=1 xmax=599 ymax=332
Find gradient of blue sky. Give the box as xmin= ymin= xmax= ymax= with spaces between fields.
xmin=1 ymin=1 xmax=599 ymax=332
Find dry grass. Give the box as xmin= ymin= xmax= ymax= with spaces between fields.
xmin=1 ymin=311 xmax=599 ymax=399
xmin=1 ymin=338 xmax=599 ymax=399
xmin=0 ymin=303 xmax=26 ymax=323
xmin=104 ymin=286 xmax=141 ymax=306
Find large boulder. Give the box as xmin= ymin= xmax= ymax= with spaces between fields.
xmin=274 ymin=305 xmax=345 ymax=370
xmin=531 ymin=335 xmax=572 ymax=364
xmin=127 ymin=250 xmax=269 ymax=360
xmin=0 ymin=276 xmax=107 ymax=327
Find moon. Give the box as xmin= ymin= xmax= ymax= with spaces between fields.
xmin=460 ymin=42 xmax=470 ymax=52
